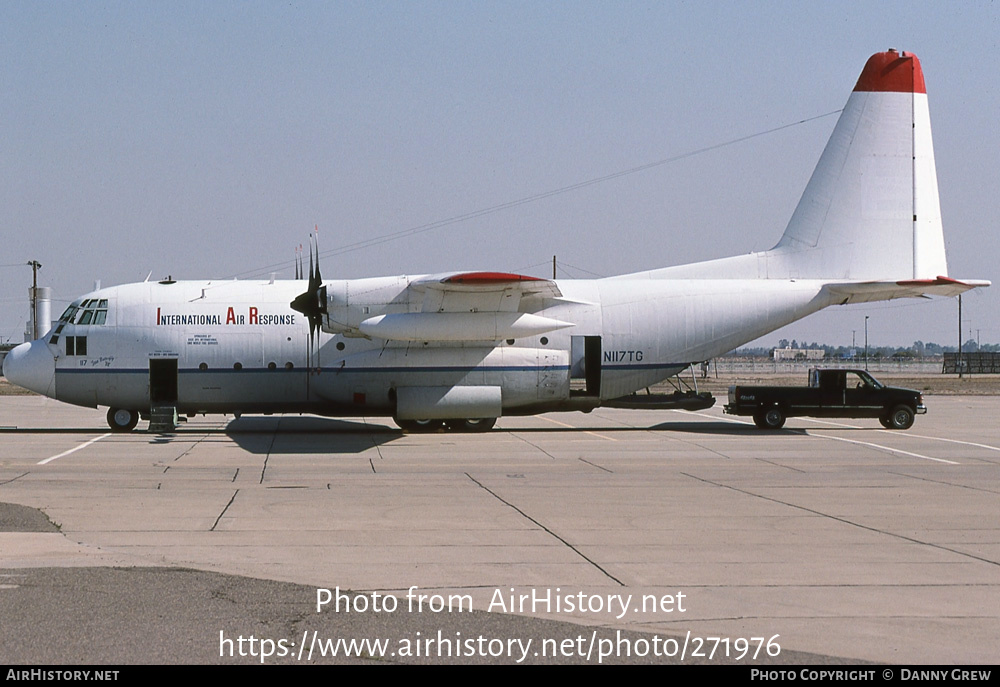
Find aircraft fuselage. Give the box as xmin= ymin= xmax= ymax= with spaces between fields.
xmin=12 ymin=275 xmax=833 ymax=420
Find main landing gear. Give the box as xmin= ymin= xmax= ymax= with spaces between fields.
xmin=395 ymin=418 xmax=497 ymax=433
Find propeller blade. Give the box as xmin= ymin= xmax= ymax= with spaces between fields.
xmin=290 ymin=227 xmax=328 ymax=372
xmin=314 ymin=225 xmax=322 ymax=285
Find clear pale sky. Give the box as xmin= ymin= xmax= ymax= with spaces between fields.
xmin=3 ymin=1 xmax=998 ymax=349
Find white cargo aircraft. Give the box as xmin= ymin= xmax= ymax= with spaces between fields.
xmin=3 ymin=50 xmax=989 ymax=432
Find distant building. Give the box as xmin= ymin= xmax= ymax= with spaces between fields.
xmin=772 ymin=347 xmax=825 ymax=361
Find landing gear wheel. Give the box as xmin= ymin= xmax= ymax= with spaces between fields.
xmin=754 ymin=407 xmax=785 ymax=429
xmin=107 ymin=408 xmax=139 ymax=432
xmin=395 ymin=418 xmax=442 ymax=433
xmin=446 ymin=418 xmax=497 ymax=432
xmin=887 ymin=405 xmax=915 ymax=430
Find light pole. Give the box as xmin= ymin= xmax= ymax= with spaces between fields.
xmin=958 ymin=294 xmax=963 ymax=378
xmin=864 ymin=316 xmax=869 ymax=370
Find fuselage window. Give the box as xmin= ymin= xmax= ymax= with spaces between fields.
xmin=65 ymin=336 xmax=88 ymax=356
xmin=78 ymin=310 xmax=94 ymax=325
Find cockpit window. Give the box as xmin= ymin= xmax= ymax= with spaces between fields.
xmin=70 ymin=300 xmax=109 ymax=326
xmin=59 ymin=305 xmax=78 ymax=323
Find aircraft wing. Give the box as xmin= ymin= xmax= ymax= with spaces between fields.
xmin=406 ymin=271 xmax=562 ymax=314
xmin=358 ymin=272 xmax=572 ymax=342
xmin=823 ymin=276 xmax=991 ymax=305
xmin=412 ymin=271 xmax=562 ymax=308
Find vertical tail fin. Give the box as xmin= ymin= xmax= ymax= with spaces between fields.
xmin=636 ymin=49 xmax=986 ymax=294
xmin=771 ymin=49 xmax=947 ymax=280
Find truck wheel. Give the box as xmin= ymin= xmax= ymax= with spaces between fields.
xmin=879 ymin=415 xmax=893 ymax=429
xmin=887 ymin=405 xmax=915 ymax=430
xmin=754 ymin=407 xmax=785 ymax=430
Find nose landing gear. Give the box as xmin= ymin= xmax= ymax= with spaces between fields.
xmin=107 ymin=408 xmax=140 ymax=432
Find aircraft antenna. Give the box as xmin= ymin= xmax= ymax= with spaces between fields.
xmin=226 ymin=109 xmax=843 ymax=281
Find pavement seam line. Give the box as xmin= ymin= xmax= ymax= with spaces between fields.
xmin=682 ymin=472 xmax=1000 ymax=569
xmin=211 ymin=489 xmax=239 ymax=532
xmin=260 ymin=417 xmax=280 ymax=484
xmin=464 ymin=472 xmax=625 ymax=586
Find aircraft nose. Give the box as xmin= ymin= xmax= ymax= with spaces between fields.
xmin=3 ymin=340 xmax=56 ymax=397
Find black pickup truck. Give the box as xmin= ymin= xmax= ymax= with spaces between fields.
xmin=724 ymin=368 xmax=926 ymax=430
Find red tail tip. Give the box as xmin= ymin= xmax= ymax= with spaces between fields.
xmin=853 ymin=49 xmax=926 ymax=94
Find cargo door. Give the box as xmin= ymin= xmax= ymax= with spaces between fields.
xmin=570 ymin=335 xmax=601 ymax=397
xmin=149 ymin=358 xmax=178 ymax=405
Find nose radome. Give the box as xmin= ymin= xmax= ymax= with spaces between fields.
xmin=2 ymin=340 xmax=56 ymax=397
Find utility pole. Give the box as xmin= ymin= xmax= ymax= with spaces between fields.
xmin=552 ymin=255 xmax=556 ymax=279
xmin=27 ymin=260 xmax=41 ymax=340
xmin=864 ymin=316 xmax=869 ymax=371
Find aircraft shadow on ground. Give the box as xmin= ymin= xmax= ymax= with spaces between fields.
xmin=498 ymin=423 xmax=756 ymax=435
xmin=223 ymin=415 xmax=403 ymax=454
xmin=645 ymin=422 xmax=809 ymax=436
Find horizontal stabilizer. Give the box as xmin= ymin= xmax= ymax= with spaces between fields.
xmin=823 ymin=276 xmax=990 ymax=305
